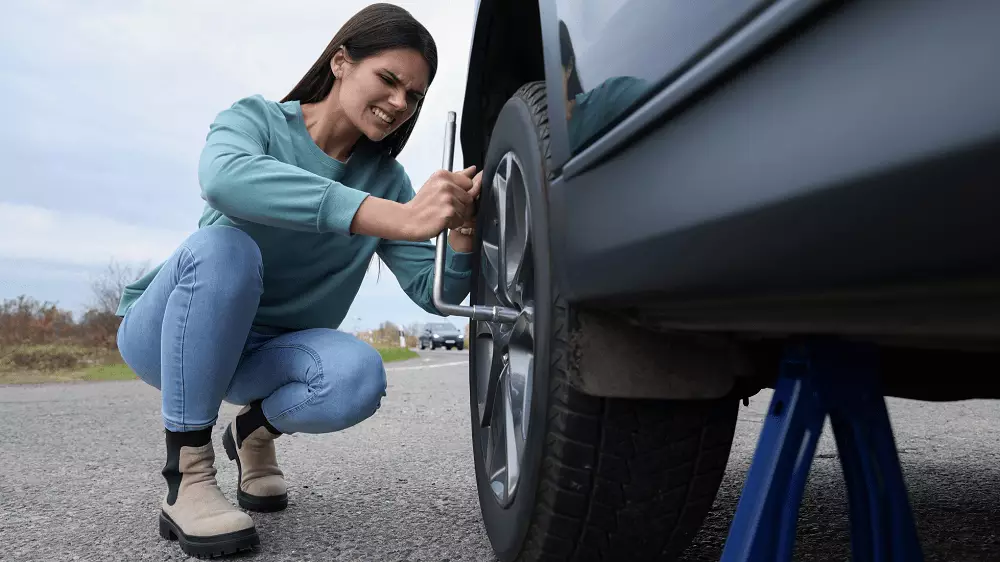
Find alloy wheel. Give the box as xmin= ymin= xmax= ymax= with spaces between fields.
xmin=474 ymin=151 xmax=536 ymax=508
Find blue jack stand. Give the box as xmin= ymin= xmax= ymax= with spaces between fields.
xmin=719 ymin=339 xmax=924 ymax=562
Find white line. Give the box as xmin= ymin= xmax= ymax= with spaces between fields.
xmin=386 ymin=360 xmax=467 ymax=372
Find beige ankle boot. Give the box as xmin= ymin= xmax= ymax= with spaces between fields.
xmin=223 ymin=402 xmax=288 ymax=512
xmin=158 ymin=429 xmax=258 ymax=558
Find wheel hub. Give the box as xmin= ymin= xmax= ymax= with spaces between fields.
xmin=474 ymin=151 xmax=535 ymax=508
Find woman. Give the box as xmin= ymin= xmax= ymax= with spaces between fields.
xmin=115 ymin=4 xmax=479 ymax=557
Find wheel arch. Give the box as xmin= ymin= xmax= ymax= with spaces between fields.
xmin=459 ymin=0 xmax=547 ymax=171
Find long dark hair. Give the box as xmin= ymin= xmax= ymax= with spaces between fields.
xmin=282 ymin=3 xmax=438 ymax=158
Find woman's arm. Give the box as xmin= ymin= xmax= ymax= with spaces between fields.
xmin=353 ymin=167 xmax=480 ymax=241
xmin=198 ymin=95 xmax=372 ymax=236
xmin=375 ymin=173 xmax=476 ymax=315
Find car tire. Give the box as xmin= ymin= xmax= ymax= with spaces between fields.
xmin=469 ymin=81 xmax=739 ymax=562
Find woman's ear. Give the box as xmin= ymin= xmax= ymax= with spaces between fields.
xmin=330 ymin=47 xmax=348 ymax=79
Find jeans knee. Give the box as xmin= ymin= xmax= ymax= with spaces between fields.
xmin=309 ymin=343 xmax=386 ymax=433
xmin=350 ymin=344 xmax=387 ymax=415
xmin=183 ymin=225 xmax=262 ymax=301
xmin=116 ymin=313 xmax=160 ymax=390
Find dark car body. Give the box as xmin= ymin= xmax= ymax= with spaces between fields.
xmin=419 ymin=322 xmax=464 ymax=350
xmin=454 ymin=3 xmax=1000 ymax=559
xmin=459 ymin=0 xmax=1000 ymax=359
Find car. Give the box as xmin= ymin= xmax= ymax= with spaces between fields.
xmin=419 ymin=322 xmax=464 ymax=350
xmin=453 ymin=1 xmax=1000 ymax=561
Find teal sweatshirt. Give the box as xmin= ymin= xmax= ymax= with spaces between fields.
xmin=116 ymin=94 xmax=474 ymax=330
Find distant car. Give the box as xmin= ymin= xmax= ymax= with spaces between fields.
xmin=419 ymin=322 xmax=464 ymax=350
xmin=456 ymin=1 xmax=1000 ymax=561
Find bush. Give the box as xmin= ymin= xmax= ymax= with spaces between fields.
xmin=0 ymin=296 xmax=83 ymax=347
xmin=0 ymin=344 xmax=94 ymax=371
xmin=79 ymin=310 xmax=123 ymax=349
xmin=0 ymin=295 xmax=125 ymax=351
xmin=0 ymin=259 xmax=147 ymax=351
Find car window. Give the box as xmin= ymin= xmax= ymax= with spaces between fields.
xmin=555 ymin=0 xmax=768 ymax=155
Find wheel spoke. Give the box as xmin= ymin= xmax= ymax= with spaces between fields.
xmin=490 ymin=154 xmax=521 ymax=307
xmin=474 ymin=318 xmax=494 ymax=339
xmin=473 ymin=321 xmax=494 ymax=411
xmin=485 ymin=386 xmax=506 ymax=499
xmin=502 ymin=158 xmax=532 ymax=308
xmin=508 ymin=344 xmax=532 ymax=444
xmin=480 ymin=241 xmax=502 ymax=302
xmin=491 ymin=156 xmax=509 ymax=297
xmin=486 ymin=364 xmax=508 ymax=501
xmin=479 ymin=349 xmax=506 ymax=428
xmin=482 ymin=412 xmax=495 ymax=474
xmin=503 ymin=373 xmax=519 ymax=497
xmin=478 ymin=322 xmax=512 ymax=428
xmin=510 ymin=311 xmax=534 ymax=356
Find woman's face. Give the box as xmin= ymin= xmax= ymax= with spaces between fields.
xmin=332 ymin=47 xmax=430 ymax=141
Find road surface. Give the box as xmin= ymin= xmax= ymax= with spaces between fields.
xmin=1 ymin=349 xmax=997 ymax=561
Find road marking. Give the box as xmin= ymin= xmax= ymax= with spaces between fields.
xmin=386 ymin=360 xmax=467 ymax=372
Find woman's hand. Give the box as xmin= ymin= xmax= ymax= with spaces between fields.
xmin=400 ymin=166 xmax=481 ymax=241
xmin=349 ymin=166 xmax=482 ymax=244
xmin=447 ymin=170 xmax=482 ymax=253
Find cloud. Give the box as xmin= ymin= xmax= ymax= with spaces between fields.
xmin=0 ymin=202 xmax=191 ymax=267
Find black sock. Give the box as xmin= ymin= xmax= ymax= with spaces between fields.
xmin=235 ymin=400 xmax=280 ymax=446
xmin=165 ymin=427 xmax=212 ymax=448
xmin=162 ymin=427 xmax=212 ymax=505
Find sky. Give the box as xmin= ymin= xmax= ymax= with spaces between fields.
xmin=0 ymin=0 xmax=477 ymax=333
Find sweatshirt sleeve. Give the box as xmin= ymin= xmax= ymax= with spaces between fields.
xmin=197 ymin=95 xmax=370 ymax=235
xmin=376 ymin=172 xmax=474 ymax=316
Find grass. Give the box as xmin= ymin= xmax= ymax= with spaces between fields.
xmin=81 ymin=363 xmax=140 ymax=381
xmin=377 ymin=346 xmax=419 ymax=363
xmin=0 ymin=344 xmax=419 ymax=385
xmin=0 ymin=361 xmax=138 ymax=385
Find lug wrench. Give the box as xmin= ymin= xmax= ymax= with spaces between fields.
xmin=431 ymin=112 xmax=519 ymax=324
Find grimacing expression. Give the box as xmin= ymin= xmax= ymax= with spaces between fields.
xmin=332 ymin=47 xmax=430 ymax=141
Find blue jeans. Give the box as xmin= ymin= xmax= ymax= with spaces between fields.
xmin=116 ymin=225 xmax=387 ymax=434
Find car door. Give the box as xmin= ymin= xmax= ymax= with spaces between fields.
xmin=539 ymin=0 xmax=834 ymax=301
xmin=542 ymin=0 xmax=774 ymax=171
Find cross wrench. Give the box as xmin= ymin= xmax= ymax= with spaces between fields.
xmin=431 ymin=112 xmax=519 ymax=324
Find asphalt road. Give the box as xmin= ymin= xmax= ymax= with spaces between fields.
xmin=1 ymin=349 xmax=998 ymax=561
